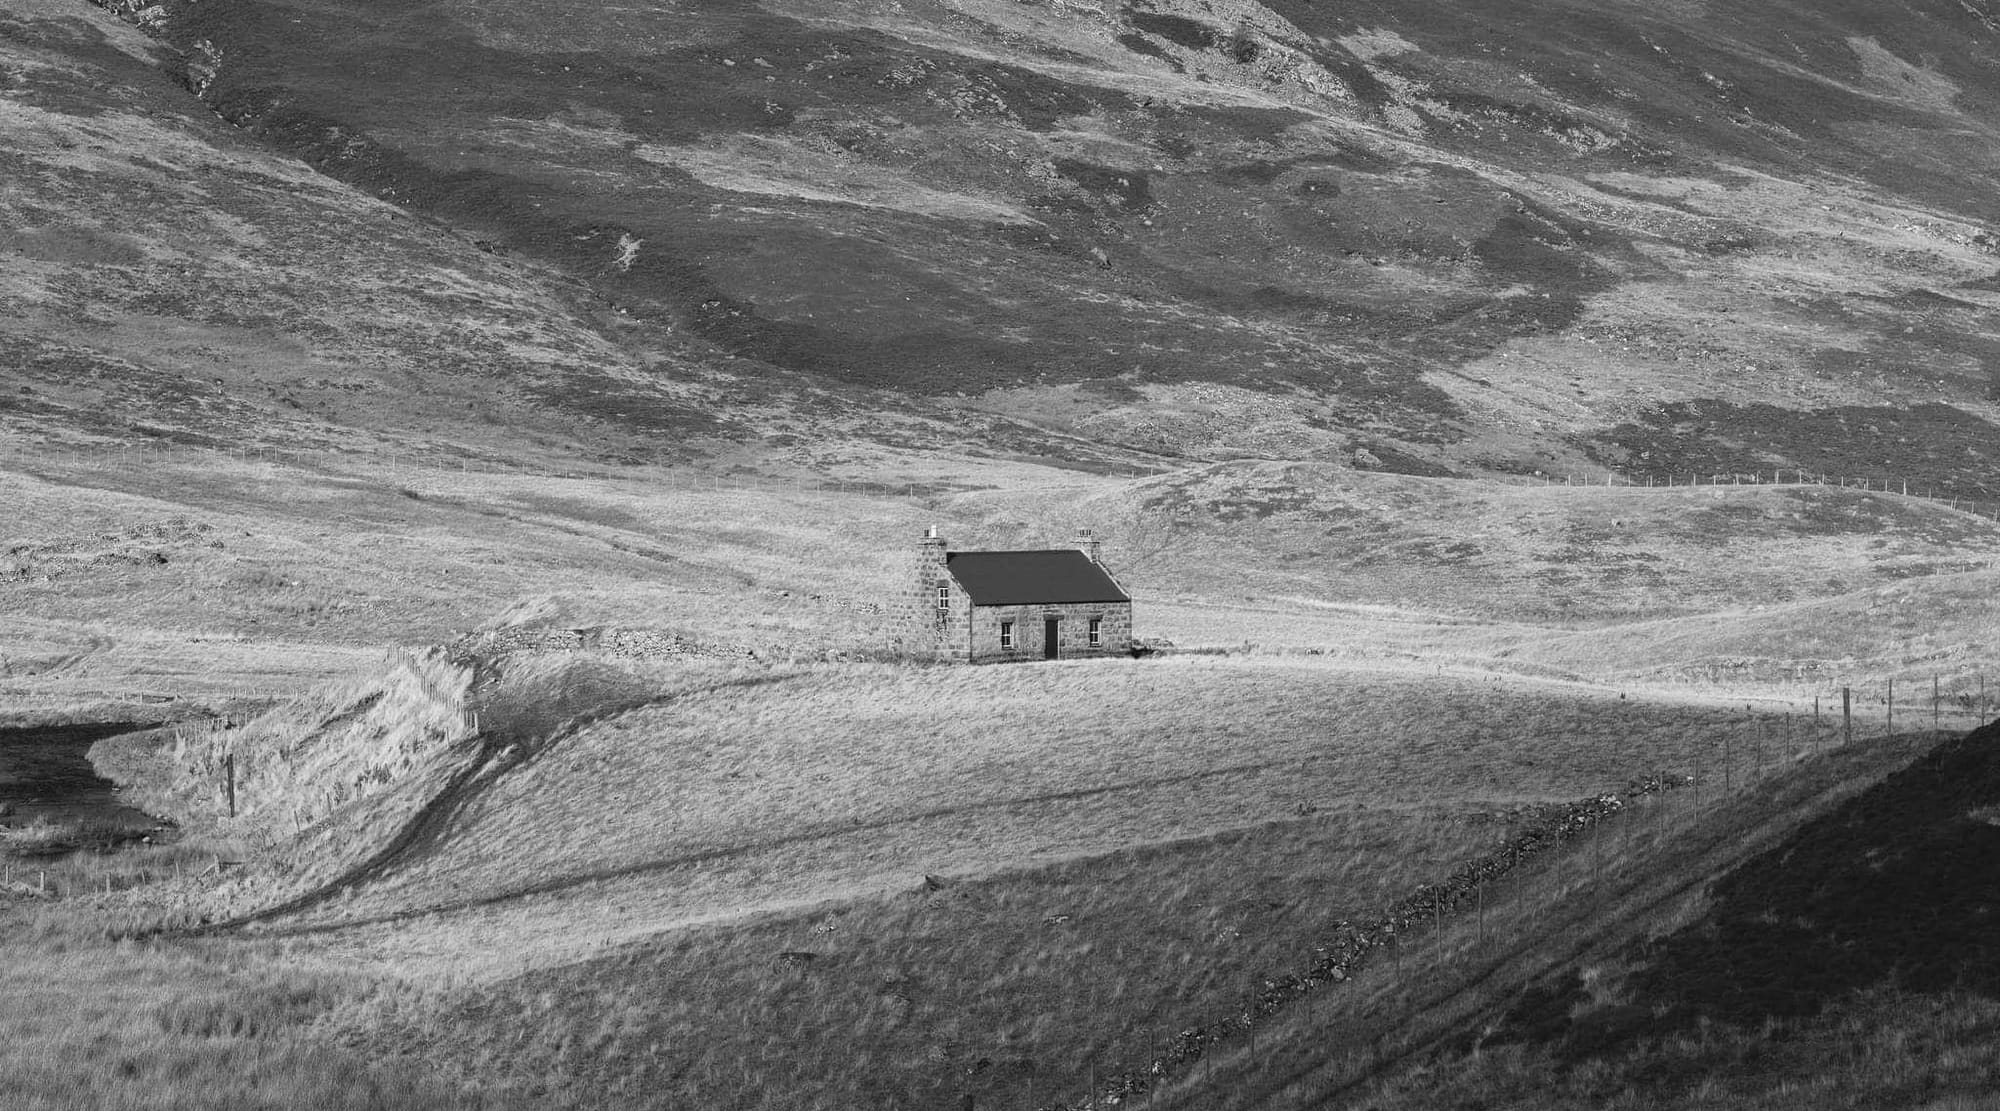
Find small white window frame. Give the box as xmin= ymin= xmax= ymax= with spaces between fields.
xmin=1088 ymin=616 xmax=1103 ymax=647
xmin=936 ymin=583 xmax=950 ymax=611
xmin=999 ymin=620 xmax=1014 ymax=650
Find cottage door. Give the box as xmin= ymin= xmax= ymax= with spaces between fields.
xmin=1044 ymin=617 xmax=1060 ymax=659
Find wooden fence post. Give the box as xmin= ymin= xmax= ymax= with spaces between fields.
xmin=224 ymin=752 xmax=236 ymax=817
xmin=1888 ymin=679 xmax=1895 ymax=739
xmin=1689 ymin=748 xmax=1699 ymax=821
xmin=1843 ymin=687 xmax=1852 ymax=746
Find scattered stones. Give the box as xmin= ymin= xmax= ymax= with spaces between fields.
xmin=775 ymin=951 xmax=819 ymax=967
xmin=452 ymin=625 xmax=754 ymax=664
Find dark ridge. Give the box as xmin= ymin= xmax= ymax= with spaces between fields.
xmin=1115 ymin=32 xmax=1183 ymax=71
xmin=1219 ymin=160 xmax=1291 ymax=184
xmin=1313 ymin=49 xmax=1395 ymax=108
xmin=1245 ymin=285 xmax=1333 ymax=311
xmin=1460 ymin=723 xmax=2000 ymax=1072
xmin=183 ymin=88 xmax=1027 ymax=393
xmin=166 ymin=0 xmax=1103 ymax=140
xmin=1583 ymin=400 xmax=2000 ymax=500
xmin=1216 ymin=148 xmax=1395 ymax=188
xmin=1352 ymin=442 xmax=1458 ymax=478
xmin=520 ymin=372 xmax=735 ymax=444
xmin=1125 ymin=10 xmax=1218 ymax=52
xmin=1178 ymin=103 xmax=1315 ymax=143
xmin=1051 ymin=159 xmax=1154 ymax=211
xmin=1633 ymin=723 xmax=2000 ymax=1024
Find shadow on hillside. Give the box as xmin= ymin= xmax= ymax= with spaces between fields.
xmin=1490 ymin=722 xmax=2000 ymax=1063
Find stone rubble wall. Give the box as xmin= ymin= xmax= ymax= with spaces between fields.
xmin=456 ymin=625 xmax=753 ymax=663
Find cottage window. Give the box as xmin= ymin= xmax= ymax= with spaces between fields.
xmin=1088 ymin=617 xmax=1102 ymax=647
xmin=999 ymin=621 xmax=1014 ymax=650
xmin=936 ymin=583 xmax=950 ymax=611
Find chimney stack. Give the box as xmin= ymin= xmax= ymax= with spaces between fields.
xmin=1076 ymin=527 xmax=1101 ymax=564
xmin=918 ymin=524 xmax=948 ymax=572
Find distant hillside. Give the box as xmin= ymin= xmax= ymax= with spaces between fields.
xmin=0 ymin=0 xmax=1127 ymax=477
xmin=952 ymin=461 xmax=2000 ymax=623
xmin=58 ymin=0 xmax=2000 ymax=485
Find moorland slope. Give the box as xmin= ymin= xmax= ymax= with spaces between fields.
xmin=43 ymin=0 xmax=2000 ymax=486
xmin=1255 ymin=719 xmax=2000 ymax=1111
xmin=4 ymin=1 xmax=2000 ymax=1109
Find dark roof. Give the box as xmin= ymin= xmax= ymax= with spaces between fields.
xmin=944 ymin=550 xmax=1130 ymax=606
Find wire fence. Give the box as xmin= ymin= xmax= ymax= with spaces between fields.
xmin=1520 ymin=466 xmax=2000 ymax=521
xmin=8 ymin=440 xmax=2000 ymax=521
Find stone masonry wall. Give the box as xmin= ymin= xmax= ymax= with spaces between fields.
xmin=968 ymin=601 xmax=1132 ymax=663
xmin=908 ymin=534 xmax=956 ymax=658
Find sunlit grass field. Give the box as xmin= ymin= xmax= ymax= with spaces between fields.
xmin=0 ymin=643 xmax=1897 ymax=1110
xmin=5 ymin=445 xmax=1996 ymax=1111
xmin=265 ymin=654 xmax=1818 ymax=948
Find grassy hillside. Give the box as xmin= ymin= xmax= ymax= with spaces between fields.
xmin=59 ymin=0 xmax=2000 ymax=480
xmin=8 ymin=446 xmax=1998 ymax=716
xmin=246 ymin=654 xmax=1795 ymax=943
xmin=1258 ymin=722 xmax=2000 ymax=1111
xmin=6 ymin=0 xmax=2000 ymax=1106
xmin=0 ymin=924 xmax=513 ymax=1111
xmin=1 ymin=0 xmax=1110 ymax=488
xmin=958 ymin=461 xmax=2000 ymax=624
xmin=42 ymin=638 xmax=1940 ymax=1110
xmin=1514 ymin=568 xmax=2000 ymax=691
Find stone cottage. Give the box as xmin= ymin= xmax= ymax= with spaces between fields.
xmin=911 ymin=526 xmax=1133 ymax=662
